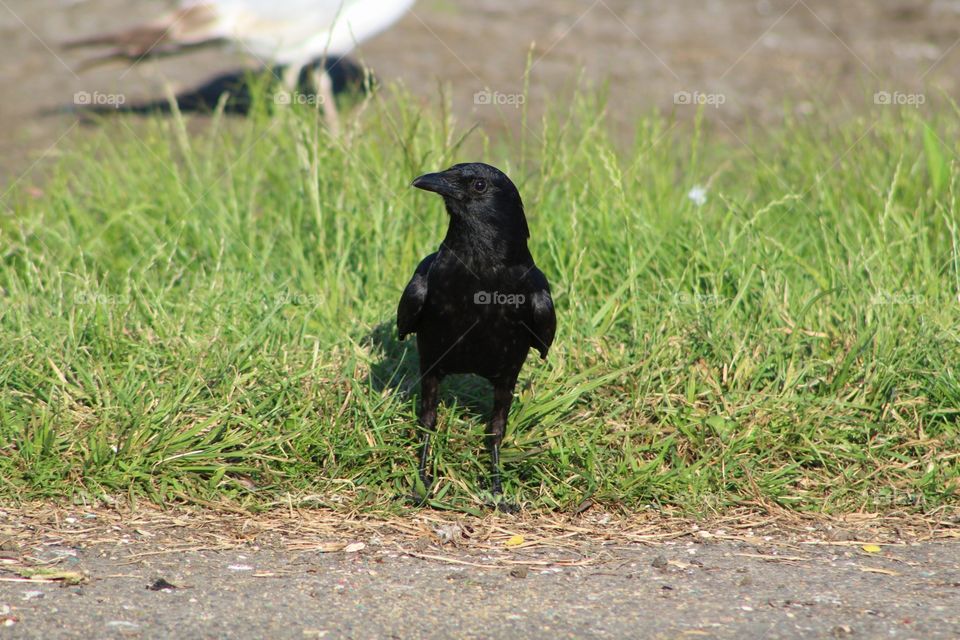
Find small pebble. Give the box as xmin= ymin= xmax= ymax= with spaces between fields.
xmin=106 ymin=621 xmax=138 ymax=629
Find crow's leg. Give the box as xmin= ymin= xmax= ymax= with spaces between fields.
xmin=487 ymin=383 xmax=515 ymax=500
xmin=417 ymin=373 xmax=440 ymax=489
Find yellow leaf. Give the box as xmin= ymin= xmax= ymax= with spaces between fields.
xmin=505 ymin=535 xmax=525 ymax=547
xmin=861 ymin=544 xmax=882 ymax=553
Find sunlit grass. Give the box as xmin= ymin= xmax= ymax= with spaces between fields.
xmin=1 ymin=83 xmax=958 ymax=514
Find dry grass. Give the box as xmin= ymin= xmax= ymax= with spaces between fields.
xmin=2 ymin=501 xmax=958 ymax=571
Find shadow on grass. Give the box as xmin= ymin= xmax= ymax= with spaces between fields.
xmin=364 ymin=321 xmax=494 ymax=422
xmin=364 ymin=321 xmax=501 ymax=513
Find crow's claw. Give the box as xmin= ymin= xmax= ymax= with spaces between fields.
xmin=408 ymin=491 xmax=430 ymax=507
xmin=495 ymin=500 xmax=520 ymax=514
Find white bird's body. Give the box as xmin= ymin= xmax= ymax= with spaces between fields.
xmin=165 ymin=0 xmax=416 ymax=65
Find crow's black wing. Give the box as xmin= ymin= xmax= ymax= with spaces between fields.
xmin=527 ymin=267 xmax=556 ymax=359
xmin=397 ymin=253 xmax=437 ymax=340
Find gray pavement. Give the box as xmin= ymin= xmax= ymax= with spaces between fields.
xmin=2 ymin=540 xmax=958 ymax=639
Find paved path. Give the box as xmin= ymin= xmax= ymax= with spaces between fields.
xmin=2 ymin=539 xmax=958 ymax=639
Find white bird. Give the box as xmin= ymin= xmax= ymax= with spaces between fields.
xmin=66 ymin=0 xmax=416 ymax=129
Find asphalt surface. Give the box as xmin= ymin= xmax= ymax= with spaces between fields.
xmin=2 ymin=540 xmax=958 ymax=639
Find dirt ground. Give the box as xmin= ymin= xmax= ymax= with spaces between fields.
xmin=1 ymin=505 xmax=959 ymax=638
xmin=2 ymin=0 xmax=960 ymax=183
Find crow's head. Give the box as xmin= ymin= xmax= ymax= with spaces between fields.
xmin=412 ymin=162 xmax=529 ymax=239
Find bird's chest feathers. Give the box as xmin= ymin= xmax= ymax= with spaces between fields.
xmin=419 ymin=252 xmax=533 ymax=379
xmin=425 ymin=253 xmax=526 ymax=318
xmin=429 ymin=251 xmax=513 ymax=294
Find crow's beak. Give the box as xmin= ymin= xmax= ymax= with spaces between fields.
xmin=412 ymin=171 xmax=460 ymax=199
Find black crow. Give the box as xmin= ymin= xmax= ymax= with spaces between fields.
xmin=398 ymin=162 xmax=556 ymax=507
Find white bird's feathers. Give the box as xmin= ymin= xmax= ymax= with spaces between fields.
xmin=67 ymin=0 xmax=416 ymax=67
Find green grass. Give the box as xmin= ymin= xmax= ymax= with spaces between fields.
xmin=1 ymin=84 xmax=958 ymax=515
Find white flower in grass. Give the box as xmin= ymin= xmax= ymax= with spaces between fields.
xmin=688 ymin=185 xmax=708 ymax=207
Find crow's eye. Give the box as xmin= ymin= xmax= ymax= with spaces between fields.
xmin=472 ymin=178 xmax=487 ymax=193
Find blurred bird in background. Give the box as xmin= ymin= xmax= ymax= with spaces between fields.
xmin=65 ymin=0 xmax=416 ymax=129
